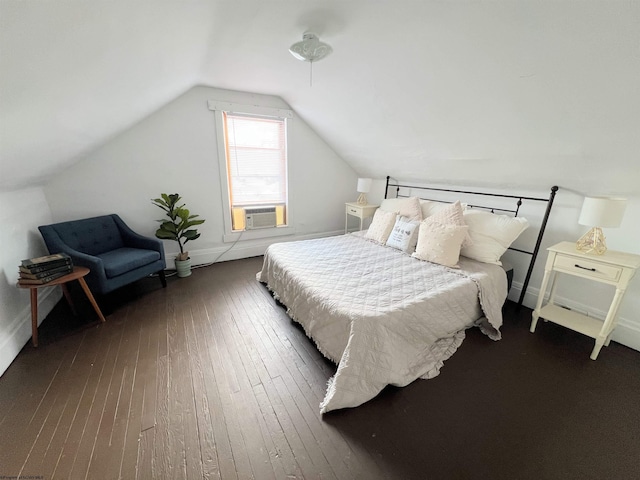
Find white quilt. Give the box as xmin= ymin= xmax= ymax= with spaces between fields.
xmin=257 ymin=233 xmax=507 ymax=413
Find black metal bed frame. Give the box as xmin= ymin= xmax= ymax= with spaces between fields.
xmin=384 ymin=176 xmax=559 ymax=306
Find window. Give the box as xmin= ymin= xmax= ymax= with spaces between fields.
xmin=210 ymin=101 xmax=294 ymax=240
xmin=224 ymin=112 xmax=287 ymax=230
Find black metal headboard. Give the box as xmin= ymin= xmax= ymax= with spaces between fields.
xmin=384 ymin=176 xmax=559 ymax=306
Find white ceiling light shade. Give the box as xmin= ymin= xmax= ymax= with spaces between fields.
xmin=289 ymin=33 xmax=333 ymax=86
xmin=289 ymin=33 xmax=333 ymax=62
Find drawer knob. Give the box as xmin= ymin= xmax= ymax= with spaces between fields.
xmin=575 ymin=264 xmax=596 ymax=272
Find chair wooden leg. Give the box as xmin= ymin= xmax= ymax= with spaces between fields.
xmin=30 ymin=289 xmax=38 ymax=347
xmin=77 ymin=277 xmax=107 ymax=323
xmin=159 ymin=270 xmax=167 ymax=288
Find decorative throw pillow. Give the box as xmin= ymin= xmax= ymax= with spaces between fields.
xmin=420 ymin=199 xmax=467 ymax=219
xmin=422 ymin=201 xmax=472 ymax=247
xmin=380 ymin=196 xmax=423 ymax=222
xmin=379 ymin=197 xmax=405 ymax=213
xmin=386 ymin=216 xmax=420 ymax=253
xmin=460 ymin=210 xmax=529 ymax=265
xmin=365 ymin=209 xmax=398 ymax=244
xmin=412 ymin=221 xmax=468 ymax=268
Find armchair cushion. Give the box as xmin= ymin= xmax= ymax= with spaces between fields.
xmin=39 ymin=214 xmax=166 ymax=295
xmin=98 ymin=247 xmax=161 ymax=278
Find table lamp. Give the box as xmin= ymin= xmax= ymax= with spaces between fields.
xmin=356 ymin=178 xmax=372 ymax=205
xmin=576 ymin=196 xmax=627 ymax=255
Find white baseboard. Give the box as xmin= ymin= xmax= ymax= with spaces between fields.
xmin=177 ymin=234 xmax=640 ymax=354
xmin=3 ymin=249 xmax=635 ymax=378
xmin=1 ymin=230 xmax=343 ymax=377
xmin=0 ymin=286 xmax=62 ymax=377
xmin=166 ymin=229 xmax=345 ymax=269
xmin=508 ymin=281 xmax=640 ymax=353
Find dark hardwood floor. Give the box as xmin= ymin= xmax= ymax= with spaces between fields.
xmin=1 ymin=256 xmax=639 ymax=479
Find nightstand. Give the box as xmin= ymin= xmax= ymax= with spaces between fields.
xmin=531 ymin=241 xmax=640 ymax=360
xmin=345 ymin=203 xmax=378 ymax=234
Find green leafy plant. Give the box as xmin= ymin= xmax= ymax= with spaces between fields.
xmin=151 ymin=193 xmax=205 ymax=261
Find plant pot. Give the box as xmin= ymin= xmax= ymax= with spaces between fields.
xmin=175 ymin=258 xmax=192 ymax=278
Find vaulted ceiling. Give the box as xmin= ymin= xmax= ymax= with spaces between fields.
xmin=2 ymin=1 xmax=639 ymax=192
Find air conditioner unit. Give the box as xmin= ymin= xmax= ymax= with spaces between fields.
xmin=245 ymin=206 xmax=277 ymax=230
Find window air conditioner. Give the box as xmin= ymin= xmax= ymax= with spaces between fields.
xmin=245 ymin=206 xmax=277 ymax=230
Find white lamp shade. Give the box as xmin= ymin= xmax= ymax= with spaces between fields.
xmin=357 ymin=178 xmax=372 ymax=193
xmin=578 ymin=197 xmax=627 ymax=228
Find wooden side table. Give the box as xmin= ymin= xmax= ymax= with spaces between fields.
xmin=17 ymin=266 xmax=106 ymax=347
xmin=531 ymin=241 xmax=640 ymax=359
xmin=345 ymin=202 xmax=378 ymax=233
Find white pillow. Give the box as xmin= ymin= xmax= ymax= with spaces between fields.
xmin=420 ymin=199 xmax=467 ymax=219
xmin=380 ymin=196 xmax=422 ymax=221
xmin=422 ymin=201 xmax=472 ymax=247
xmin=460 ymin=210 xmax=529 ymax=265
xmin=379 ymin=197 xmax=405 ymax=213
xmin=386 ymin=216 xmax=420 ymax=253
xmin=365 ymin=209 xmax=397 ymax=244
xmin=412 ymin=221 xmax=468 ymax=268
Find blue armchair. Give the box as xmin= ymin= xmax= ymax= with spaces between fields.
xmin=39 ymin=214 xmax=166 ymax=295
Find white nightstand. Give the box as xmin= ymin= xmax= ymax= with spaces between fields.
xmin=345 ymin=203 xmax=378 ymax=234
xmin=531 ymin=241 xmax=640 ymax=360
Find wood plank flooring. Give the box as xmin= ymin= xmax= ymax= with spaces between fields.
xmin=1 ymin=256 xmax=640 ymax=479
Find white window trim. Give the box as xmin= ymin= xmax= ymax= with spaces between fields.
xmin=210 ymin=101 xmax=295 ymax=243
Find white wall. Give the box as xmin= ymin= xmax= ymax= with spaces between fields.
xmin=370 ymin=180 xmax=640 ymax=352
xmin=0 ymin=187 xmax=60 ymax=376
xmin=44 ymin=86 xmax=358 ymax=265
xmin=0 ymin=87 xmax=358 ymax=377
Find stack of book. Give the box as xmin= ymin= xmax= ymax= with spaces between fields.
xmin=18 ymin=253 xmax=74 ymax=285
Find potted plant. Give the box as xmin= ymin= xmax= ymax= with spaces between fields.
xmin=151 ymin=193 xmax=205 ymax=277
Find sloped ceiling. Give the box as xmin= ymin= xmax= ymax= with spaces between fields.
xmin=2 ymin=1 xmax=639 ymax=192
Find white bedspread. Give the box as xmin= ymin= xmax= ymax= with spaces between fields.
xmin=257 ymin=233 xmax=507 ymax=413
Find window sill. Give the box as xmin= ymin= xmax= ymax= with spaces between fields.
xmin=223 ymin=226 xmax=296 ymax=243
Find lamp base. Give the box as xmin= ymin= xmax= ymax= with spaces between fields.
xmin=576 ymin=227 xmax=607 ymax=255
xmin=356 ymin=193 xmax=368 ymax=205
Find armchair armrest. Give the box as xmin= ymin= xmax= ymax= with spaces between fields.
xmin=112 ymin=214 xmax=166 ymax=263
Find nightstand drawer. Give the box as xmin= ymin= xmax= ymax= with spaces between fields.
xmin=345 ymin=203 xmax=378 ymax=233
xmin=347 ymin=205 xmax=361 ymax=216
xmin=555 ymin=255 xmax=622 ymax=282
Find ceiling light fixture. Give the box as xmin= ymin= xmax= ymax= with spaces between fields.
xmin=289 ymin=33 xmax=332 ymax=86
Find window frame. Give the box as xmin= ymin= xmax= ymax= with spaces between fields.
xmin=209 ymin=101 xmax=295 ymax=242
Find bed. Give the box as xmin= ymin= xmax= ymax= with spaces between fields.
xmin=258 ymin=179 xmax=558 ymax=413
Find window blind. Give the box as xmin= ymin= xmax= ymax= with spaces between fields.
xmin=224 ymin=112 xmax=287 ymax=206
